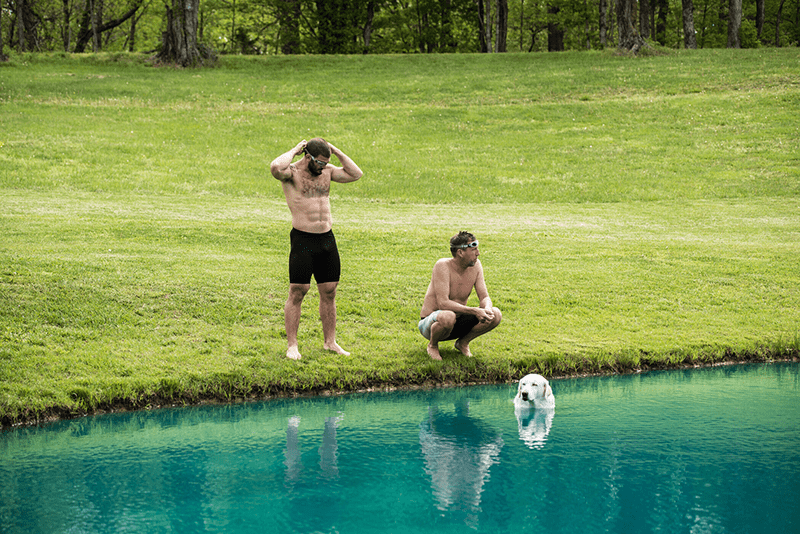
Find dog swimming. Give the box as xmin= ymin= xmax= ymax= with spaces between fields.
xmin=514 ymin=373 xmax=555 ymax=410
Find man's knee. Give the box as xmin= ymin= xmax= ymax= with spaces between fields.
xmin=437 ymin=310 xmax=457 ymax=329
xmin=288 ymin=284 xmax=310 ymax=303
xmin=318 ymin=281 xmax=339 ymax=300
xmin=490 ymin=307 xmax=502 ymax=326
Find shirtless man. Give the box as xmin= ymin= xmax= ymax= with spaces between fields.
xmin=418 ymin=232 xmax=502 ymax=360
xmin=271 ymin=138 xmax=363 ymax=360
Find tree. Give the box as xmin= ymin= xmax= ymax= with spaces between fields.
xmin=727 ymin=0 xmax=741 ymax=46
xmin=14 ymin=0 xmax=40 ymax=51
xmin=316 ymin=0 xmax=361 ymax=53
xmin=477 ymin=0 xmax=492 ymax=51
xmin=640 ymin=0 xmax=651 ymax=38
xmin=655 ymin=0 xmax=668 ymax=44
xmin=0 ymin=0 xmax=7 ymax=60
xmin=74 ymin=0 xmax=142 ymax=52
xmin=599 ymin=0 xmax=609 ymax=46
xmin=774 ymin=0 xmax=788 ymax=46
xmin=276 ymin=0 xmax=300 ymax=53
xmin=547 ymin=2 xmax=564 ymax=50
xmin=755 ymin=0 xmax=765 ymax=41
xmin=682 ymin=0 xmax=697 ymax=48
xmin=495 ymin=0 xmax=507 ymax=50
xmin=157 ymin=0 xmax=215 ymax=65
xmin=616 ymin=0 xmax=645 ymax=51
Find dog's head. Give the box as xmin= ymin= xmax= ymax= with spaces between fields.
xmin=515 ymin=373 xmax=555 ymax=409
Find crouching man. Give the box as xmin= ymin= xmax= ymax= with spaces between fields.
xmin=418 ymin=231 xmax=502 ymax=360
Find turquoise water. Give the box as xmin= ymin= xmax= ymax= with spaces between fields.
xmin=2 ymin=363 xmax=799 ymax=533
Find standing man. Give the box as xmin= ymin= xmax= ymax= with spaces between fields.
xmin=418 ymin=232 xmax=502 ymax=360
xmin=271 ymin=138 xmax=363 ymax=360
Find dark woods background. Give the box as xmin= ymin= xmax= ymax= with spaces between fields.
xmin=2 ymin=0 xmax=798 ymax=60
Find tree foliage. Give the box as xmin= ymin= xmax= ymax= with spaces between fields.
xmin=1 ymin=0 xmax=798 ymax=55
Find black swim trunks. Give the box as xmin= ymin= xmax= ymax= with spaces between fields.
xmin=289 ymin=228 xmax=341 ymax=285
xmin=443 ymin=314 xmax=480 ymax=341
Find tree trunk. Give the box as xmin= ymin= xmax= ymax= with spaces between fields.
xmin=440 ymin=0 xmax=456 ymax=51
xmin=617 ymin=0 xmax=645 ymax=52
xmin=639 ymin=0 xmax=651 ymax=39
xmin=278 ymin=0 xmax=300 ymax=54
xmin=682 ymin=0 xmax=697 ymax=48
xmin=0 ymin=2 xmax=6 ymax=61
xmin=17 ymin=0 xmax=26 ymax=51
xmin=655 ymin=0 xmax=667 ymax=44
xmin=755 ymin=0 xmax=764 ymax=41
xmin=775 ymin=0 xmax=786 ymax=46
xmin=91 ymin=0 xmax=99 ymax=52
xmin=477 ymin=0 xmax=488 ymax=52
xmin=727 ymin=0 xmax=741 ymax=48
xmin=157 ymin=0 xmax=214 ymax=66
xmin=484 ymin=0 xmax=493 ymax=52
xmin=548 ymin=3 xmax=564 ymax=51
xmin=495 ymin=0 xmax=507 ymax=52
xmin=363 ymin=0 xmax=374 ymax=51
xmin=128 ymin=8 xmax=137 ymax=51
xmin=599 ymin=0 xmax=608 ymax=46
xmin=62 ymin=0 xmax=71 ymax=51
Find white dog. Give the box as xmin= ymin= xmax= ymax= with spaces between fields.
xmin=514 ymin=373 xmax=555 ymax=410
xmin=513 ymin=373 xmax=555 ymax=449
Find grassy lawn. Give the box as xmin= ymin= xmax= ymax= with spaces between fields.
xmin=1 ymin=49 xmax=799 ymax=427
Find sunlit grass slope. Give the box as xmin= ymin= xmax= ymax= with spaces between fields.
xmin=0 ymin=49 xmax=798 ymax=426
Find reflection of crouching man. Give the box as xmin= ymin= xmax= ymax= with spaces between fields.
xmin=418 ymin=232 xmax=502 ymax=360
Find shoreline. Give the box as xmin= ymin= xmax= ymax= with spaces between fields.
xmin=3 ymin=355 xmax=796 ymax=432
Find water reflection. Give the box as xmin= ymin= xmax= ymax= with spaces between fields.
xmin=284 ymin=414 xmax=342 ymax=484
xmin=514 ymin=404 xmax=554 ymax=450
xmin=419 ymin=397 xmax=504 ymax=523
xmin=1 ymin=363 xmax=798 ymax=534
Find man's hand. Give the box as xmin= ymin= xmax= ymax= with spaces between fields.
xmin=295 ymin=140 xmax=308 ymax=156
xmin=476 ymin=307 xmax=494 ymax=323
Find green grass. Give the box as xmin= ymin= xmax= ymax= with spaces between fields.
xmin=1 ymin=49 xmax=799 ymax=427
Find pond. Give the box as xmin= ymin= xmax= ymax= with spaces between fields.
xmin=1 ymin=363 xmax=798 ymax=533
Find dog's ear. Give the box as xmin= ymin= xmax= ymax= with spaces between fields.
xmin=543 ymin=383 xmax=549 ymax=397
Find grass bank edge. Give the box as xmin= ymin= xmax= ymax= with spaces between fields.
xmin=3 ymin=338 xmax=798 ymax=430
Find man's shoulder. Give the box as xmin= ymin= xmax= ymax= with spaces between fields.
xmin=273 ymin=163 xmax=298 ymax=183
xmin=433 ymin=258 xmax=452 ymax=269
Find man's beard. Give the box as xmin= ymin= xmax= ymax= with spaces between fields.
xmin=309 ymin=163 xmax=323 ymax=176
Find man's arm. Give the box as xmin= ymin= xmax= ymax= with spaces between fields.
xmin=271 ymin=140 xmax=306 ymax=181
xmin=473 ymin=261 xmax=495 ymax=321
xmin=328 ymin=143 xmax=363 ymax=183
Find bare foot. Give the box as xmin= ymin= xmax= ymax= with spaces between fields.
xmin=287 ymin=346 xmax=302 ymax=360
xmin=427 ymin=344 xmax=443 ymax=361
xmin=454 ymin=339 xmax=473 ymax=357
xmin=324 ymin=342 xmax=350 ymax=356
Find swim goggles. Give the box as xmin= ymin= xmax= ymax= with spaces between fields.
xmin=454 ymin=241 xmax=479 ymax=249
xmin=305 ymin=150 xmax=329 ymax=168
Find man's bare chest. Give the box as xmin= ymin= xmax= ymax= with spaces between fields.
xmin=296 ymin=172 xmax=330 ymax=198
xmin=448 ymin=270 xmax=478 ymax=300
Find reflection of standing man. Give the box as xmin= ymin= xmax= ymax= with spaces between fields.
xmin=419 ymin=232 xmax=502 ymax=360
xmin=271 ymin=138 xmax=363 ymax=360
xmin=284 ymin=415 xmax=343 ymax=484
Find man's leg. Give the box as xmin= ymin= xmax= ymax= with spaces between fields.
xmin=285 ymin=283 xmax=310 ymax=360
xmin=454 ymin=307 xmax=503 ymax=357
xmin=427 ymin=311 xmax=456 ymax=361
xmin=318 ymin=281 xmax=350 ymax=356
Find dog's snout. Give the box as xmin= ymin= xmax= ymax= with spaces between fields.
xmin=521 ymin=392 xmax=529 ymax=401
